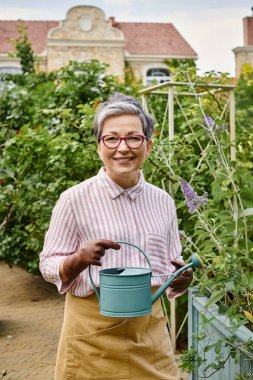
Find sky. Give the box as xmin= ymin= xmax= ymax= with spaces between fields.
xmin=0 ymin=0 xmax=252 ymax=76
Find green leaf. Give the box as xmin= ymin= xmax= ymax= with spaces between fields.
xmin=0 ymin=167 xmax=16 ymax=179
xmin=171 ymin=174 xmax=180 ymax=182
xmin=205 ymin=290 xmax=225 ymax=309
xmin=173 ymin=182 xmax=180 ymax=192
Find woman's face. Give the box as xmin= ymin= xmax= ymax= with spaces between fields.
xmin=98 ymin=114 xmax=152 ymax=189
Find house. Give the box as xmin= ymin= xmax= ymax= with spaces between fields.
xmin=0 ymin=5 xmax=197 ymax=83
xmin=233 ymin=9 xmax=253 ymax=77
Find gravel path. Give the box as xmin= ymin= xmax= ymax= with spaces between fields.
xmin=0 ymin=262 xmax=64 ymax=380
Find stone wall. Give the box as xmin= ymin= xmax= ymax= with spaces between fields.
xmin=234 ymin=46 xmax=253 ymax=77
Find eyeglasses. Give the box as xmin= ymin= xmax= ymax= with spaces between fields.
xmin=100 ymin=134 xmax=146 ymax=149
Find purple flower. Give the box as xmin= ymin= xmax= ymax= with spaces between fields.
xmin=203 ymin=114 xmax=218 ymax=134
xmin=204 ymin=114 xmax=215 ymax=129
xmin=180 ymin=178 xmax=208 ymax=214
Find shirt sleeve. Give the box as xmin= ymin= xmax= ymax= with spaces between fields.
xmin=39 ymin=191 xmax=79 ymax=293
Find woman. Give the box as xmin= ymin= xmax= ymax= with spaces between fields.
xmin=40 ymin=93 xmax=193 ymax=380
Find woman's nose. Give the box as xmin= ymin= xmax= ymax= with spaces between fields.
xmin=117 ymin=139 xmax=130 ymax=151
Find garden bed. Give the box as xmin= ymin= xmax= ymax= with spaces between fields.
xmin=188 ymin=287 xmax=253 ymax=380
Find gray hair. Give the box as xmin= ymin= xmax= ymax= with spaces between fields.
xmin=93 ymin=93 xmax=154 ymax=140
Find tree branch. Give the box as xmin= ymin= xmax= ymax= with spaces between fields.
xmin=0 ymin=204 xmax=14 ymax=230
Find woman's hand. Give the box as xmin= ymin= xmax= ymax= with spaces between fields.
xmin=76 ymin=239 xmax=121 ymax=267
xmin=60 ymin=239 xmax=121 ymax=285
xmin=168 ymin=259 xmax=193 ymax=300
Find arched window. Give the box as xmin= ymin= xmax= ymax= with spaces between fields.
xmin=145 ymin=67 xmax=171 ymax=85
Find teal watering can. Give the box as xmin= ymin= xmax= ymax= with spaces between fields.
xmin=89 ymin=241 xmax=203 ymax=318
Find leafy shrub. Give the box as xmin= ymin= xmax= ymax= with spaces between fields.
xmin=0 ymin=117 xmax=100 ymax=271
xmin=0 ymin=59 xmax=138 ymax=271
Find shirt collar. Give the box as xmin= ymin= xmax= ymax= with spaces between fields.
xmin=97 ymin=167 xmax=145 ymax=200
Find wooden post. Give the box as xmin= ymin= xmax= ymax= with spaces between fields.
xmin=168 ymin=85 xmax=176 ymax=352
xmin=229 ymin=89 xmax=239 ymax=242
xmin=168 ymin=86 xmax=174 ymax=196
xmin=168 ymin=86 xmax=174 ymax=141
xmin=229 ymin=90 xmax=236 ymax=162
xmin=141 ymin=94 xmax=147 ymax=111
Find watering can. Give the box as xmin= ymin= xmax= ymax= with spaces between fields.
xmin=89 ymin=240 xmax=203 ymax=318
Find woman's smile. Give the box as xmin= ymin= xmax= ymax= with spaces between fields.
xmin=113 ymin=156 xmax=134 ymax=162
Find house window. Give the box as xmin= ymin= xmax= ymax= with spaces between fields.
xmin=0 ymin=67 xmax=22 ymax=87
xmin=145 ymin=68 xmax=171 ymax=85
xmin=0 ymin=67 xmax=22 ymax=74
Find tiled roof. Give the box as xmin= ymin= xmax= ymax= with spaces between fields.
xmin=0 ymin=19 xmax=197 ymax=58
xmin=114 ymin=21 xmax=197 ymax=57
xmin=0 ymin=20 xmax=59 ymax=53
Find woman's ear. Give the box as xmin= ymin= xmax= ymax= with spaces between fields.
xmin=97 ymin=142 xmax=103 ymax=160
xmin=145 ymin=139 xmax=153 ymax=159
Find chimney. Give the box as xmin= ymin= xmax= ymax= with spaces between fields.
xmin=243 ymin=11 xmax=253 ymax=46
xmin=109 ymin=16 xmax=116 ymax=27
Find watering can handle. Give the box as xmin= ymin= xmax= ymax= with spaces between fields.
xmin=116 ymin=240 xmax=152 ymax=270
xmin=88 ymin=265 xmax=100 ymax=301
xmin=88 ymin=240 xmax=152 ymax=302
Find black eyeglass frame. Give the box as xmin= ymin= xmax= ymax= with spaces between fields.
xmin=100 ymin=134 xmax=147 ymax=149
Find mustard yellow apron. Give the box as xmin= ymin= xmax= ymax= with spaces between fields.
xmin=54 ymin=289 xmax=180 ymax=380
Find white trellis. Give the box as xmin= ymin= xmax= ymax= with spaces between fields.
xmin=139 ymin=80 xmax=236 ymax=351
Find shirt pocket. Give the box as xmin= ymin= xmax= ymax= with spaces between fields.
xmin=66 ymin=320 xmax=129 ymax=380
xmin=148 ymin=232 xmax=168 ymax=275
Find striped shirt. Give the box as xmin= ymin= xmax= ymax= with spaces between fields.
xmin=39 ymin=167 xmax=182 ymax=297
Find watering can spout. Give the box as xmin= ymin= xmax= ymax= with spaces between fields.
xmin=151 ymin=253 xmax=203 ymax=305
